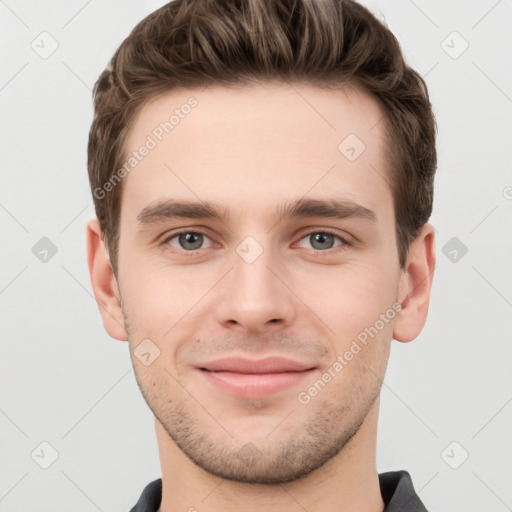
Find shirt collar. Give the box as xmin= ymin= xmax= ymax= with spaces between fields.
xmin=130 ymin=470 xmax=428 ymax=512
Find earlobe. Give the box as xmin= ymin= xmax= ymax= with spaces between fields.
xmin=86 ymin=218 xmax=128 ymax=341
xmin=393 ymin=223 xmax=436 ymax=343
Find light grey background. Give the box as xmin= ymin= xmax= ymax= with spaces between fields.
xmin=1 ymin=1 xmax=511 ymax=511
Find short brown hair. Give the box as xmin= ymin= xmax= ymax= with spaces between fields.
xmin=87 ymin=0 xmax=437 ymax=278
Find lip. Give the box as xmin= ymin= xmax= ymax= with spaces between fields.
xmin=198 ymin=356 xmax=315 ymax=373
xmin=197 ymin=357 xmax=317 ymax=398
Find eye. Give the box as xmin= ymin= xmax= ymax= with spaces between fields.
xmin=296 ymin=230 xmax=350 ymax=251
xmin=163 ymin=230 xmax=213 ymax=251
xmin=160 ymin=228 xmax=351 ymax=256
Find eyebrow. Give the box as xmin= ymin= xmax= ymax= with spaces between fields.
xmin=136 ymin=197 xmax=378 ymax=228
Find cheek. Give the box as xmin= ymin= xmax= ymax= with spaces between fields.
xmin=307 ymin=266 xmax=397 ymax=375
xmin=119 ymin=236 xmax=399 ymax=341
xmin=304 ymin=260 xmax=397 ymax=326
xmin=119 ymin=258 xmax=215 ymax=339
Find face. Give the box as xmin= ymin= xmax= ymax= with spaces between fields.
xmin=103 ymin=83 xmax=411 ymax=483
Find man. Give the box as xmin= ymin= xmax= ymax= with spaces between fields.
xmin=86 ymin=0 xmax=437 ymax=510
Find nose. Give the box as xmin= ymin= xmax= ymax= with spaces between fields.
xmin=214 ymin=241 xmax=297 ymax=334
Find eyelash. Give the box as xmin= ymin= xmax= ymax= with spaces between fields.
xmin=160 ymin=228 xmax=352 ymax=257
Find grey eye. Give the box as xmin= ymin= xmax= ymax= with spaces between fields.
xmin=167 ymin=232 xmax=212 ymax=251
xmin=297 ymin=232 xmax=344 ymax=251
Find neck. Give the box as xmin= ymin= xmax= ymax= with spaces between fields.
xmin=156 ymin=398 xmax=385 ymax=512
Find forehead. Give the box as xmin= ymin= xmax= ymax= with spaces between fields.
xmin=120 ymin=82 xmax=392 ymax=228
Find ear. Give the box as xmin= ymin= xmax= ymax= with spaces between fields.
xmin=86 ymin=218 xmax=128 ymax=341
xmin=393 ymin=223 xmax=436 ymax=343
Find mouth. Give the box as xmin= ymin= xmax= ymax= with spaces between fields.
xmin=196 ymin=357 xmax=317 ymax=398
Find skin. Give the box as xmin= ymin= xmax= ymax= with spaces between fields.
xmin=87 ymin=82 xmax=435 ymax=512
